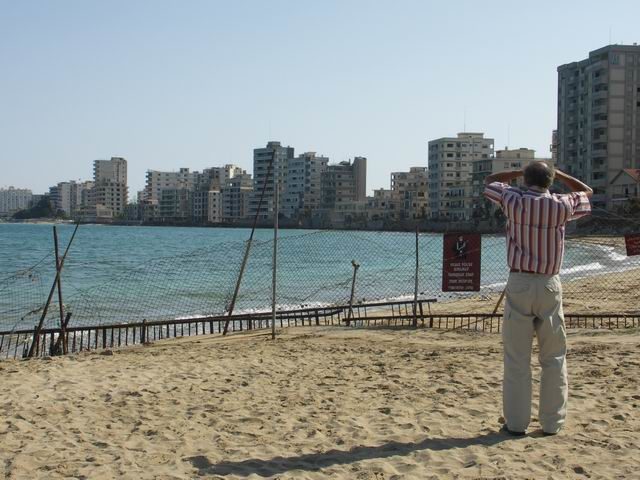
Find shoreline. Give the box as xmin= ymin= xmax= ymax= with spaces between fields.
xmin=4 ymin=217 xmax=637 ymax=236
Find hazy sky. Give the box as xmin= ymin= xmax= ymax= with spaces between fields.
xmin=2 ymin=0 xmax=639 ymax=195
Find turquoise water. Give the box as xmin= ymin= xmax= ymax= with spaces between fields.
xmin=0 ymin=223 xmax=635 ymax=331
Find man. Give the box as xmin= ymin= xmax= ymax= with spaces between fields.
xmin=483 ymin=161 xmax=592 ymax=436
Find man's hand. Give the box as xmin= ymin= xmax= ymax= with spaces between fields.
xmin=554 ymin=170 xmax=593 ymax=197
xmin=484 ymin=170 xmax=523 ymax=185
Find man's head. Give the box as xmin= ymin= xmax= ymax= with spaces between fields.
xmin=523 ymin=161 xmax=555 ymax=190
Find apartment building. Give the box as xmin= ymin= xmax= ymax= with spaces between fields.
xmin=49 ymin=180 xmax=94 ymax=216
xmin=158 ymin=189 xmax=192 ymax=223
xmin=192 ymin=165 xmax=246 ymax=223
xmin=428 ymin=133 xmax=494 ymax=220
xmin=0 ymin=187 xmax=32 ymax=217
xmin=391 ymin=167 xmax=429 ymax=219
xmin=222 ymin=172 xmax=253 ymax=222
xmin=282 ymin=152 xmax=329 ymax=219
xmin=557 ymin=44 xmax=640 ymax=208
xmin=249 ymin=141 xmax=295 ymax=221
xmin=89 ymin=157 xmax=128 ymax=219
xmin=320 ymin=157 xmax=367 ymax=209
xmin=367 ymin=188 xmax=401 ymax=222
xmin=145 ymin=168 xmax=197 ymax=204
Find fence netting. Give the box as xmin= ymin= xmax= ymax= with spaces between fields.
xmin=1 ymin=227 xmax=639 ymax=335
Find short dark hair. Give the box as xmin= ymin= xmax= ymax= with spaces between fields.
xmin=523 ymin=161 xmax=554 ymax=189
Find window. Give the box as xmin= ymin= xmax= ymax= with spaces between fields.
xmin=447 ymin=153 xmax=453 ymax=158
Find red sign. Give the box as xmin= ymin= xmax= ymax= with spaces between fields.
xmin=442 ymin=233 xmax=482 ymax=292
xmin=625 ymin=234 xmax=640 ymax=257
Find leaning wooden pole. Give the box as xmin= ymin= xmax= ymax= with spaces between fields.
xmin=28 ymin=223 xmax=79 ymax=358
xmin=53 ymin=226 xmax=67 ymax=354
xmin=492 ymin=288 xmax=507 ymax=316
xmin=222 ymin=151 xmax=275 ymax=335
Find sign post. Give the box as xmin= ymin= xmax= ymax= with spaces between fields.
xmin=624 ymin=234 xmax=640 ymax=257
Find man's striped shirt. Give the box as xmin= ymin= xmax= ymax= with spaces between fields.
xmin=484 ymin=182 xmax=591 ymax=275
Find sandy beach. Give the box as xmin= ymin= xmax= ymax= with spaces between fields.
xmin=1 ymin=326 xmax=638 ymax=479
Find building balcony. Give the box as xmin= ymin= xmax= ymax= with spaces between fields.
xmin=592 ymin=90 xmax=608 ymax=101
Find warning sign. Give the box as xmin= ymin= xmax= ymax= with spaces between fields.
xmin=625 ymin=234 xmax=640 ymax=257
xmin=442 ymin=233 xmax=481 ymax=292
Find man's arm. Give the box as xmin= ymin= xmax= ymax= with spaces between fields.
xmin=484 ymin=170 xmax=523 ymax=185
xmin=554 ymin=170 xmax=593 ymax=198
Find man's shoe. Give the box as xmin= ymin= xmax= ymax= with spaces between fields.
xmin=500 ymin=424 xmax=526 ymax=436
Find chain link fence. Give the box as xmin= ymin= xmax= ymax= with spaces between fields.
xmin=1 ymin=227 xmax=639 ymax=340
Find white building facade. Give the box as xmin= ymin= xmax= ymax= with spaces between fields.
xmin=0 ymin=187 xmax=33 ymax=217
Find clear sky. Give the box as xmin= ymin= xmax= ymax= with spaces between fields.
xmin=2 ymin=0 xmax=639 ymax=195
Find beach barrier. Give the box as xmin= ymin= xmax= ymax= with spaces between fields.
xmin=0 ymin=299 xmax=431 ymax=359
xmin=2 ymin=297 xmax=639 ymax=359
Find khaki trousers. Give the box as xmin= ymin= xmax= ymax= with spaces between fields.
xmin=503 ymin=272 xmax=568 ymax=433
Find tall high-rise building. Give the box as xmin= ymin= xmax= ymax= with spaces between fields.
xmin=89 ymin=157 xmax=128 ymax=219
xmin=557 ymin=44 xmax=640 ymax=208
xmin=94 ymin=157 xmax=127 ymax=184
xmin=282 ymin=152 xmax=329 ymax=219
xmin=222 ymin=172 xmax=253 ymax=222
xmin=249 ymin=141 xmax=295 ymax=221
xmin=428 ymin=132 xmax=494 ymax=220
xmin=320 ymin=157 xmax=367 ymax=210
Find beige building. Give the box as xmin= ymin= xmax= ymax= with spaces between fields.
xmin=557 ymin=44 xmax=640 ymax=209
xmin=207 ymin=190 xmax=223 ymax=223
xmin=428 ymin=132 xmax=494 ymax=220
xmin=193 ymin=165 xmax=246 ymax=223
xmin=222 ymin=172 xmax=253 ymax=222
xmin=89 ymin=157 xmax=128 ymax=220
xmin=143 ymin=164 xmax=246 ymax=223
xmin=49 ymin=180 xmax=94 ymax=216
xmin=391 ymin=167 xmax=429 ymax=219
xmin=472 ymin=148 xmax=553 ymax=193
xmin=320 ymin=157 xmax=367 ymax=210
xmin=367 ymin=188 xmax=401 ymax=222
xmin=145 ymin=168 xmax=197 ymax=204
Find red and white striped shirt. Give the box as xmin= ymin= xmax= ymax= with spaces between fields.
xmin=484 ymin=182 xmax=591 ymax=275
